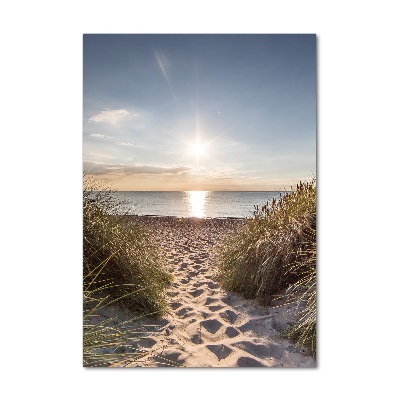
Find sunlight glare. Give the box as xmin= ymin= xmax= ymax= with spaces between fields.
xmin=190 ymin=143 xmax=205 ymax=159
xmin=186 ymin=191 xmax=208 ymax=218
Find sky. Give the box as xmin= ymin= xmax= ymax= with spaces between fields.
xmin=83 ymin=34 xmax=316 ymax=191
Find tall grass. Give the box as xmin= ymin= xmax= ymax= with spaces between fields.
xmin=83 ymin=178 xmax=173 ymax=366
xmin=284 ymin=234 xmax=316 ymax=355
xmin=216 ymin=178 xmax=316 ymax=355
xmin=83 ymin=177 xmax=172 ymax=315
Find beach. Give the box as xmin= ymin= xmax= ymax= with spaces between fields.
xmin=95 ymin=216 xmax=316 ymax=367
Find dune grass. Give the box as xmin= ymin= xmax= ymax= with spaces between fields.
xmin=83 ymin=178 xmax=173 ymax=366
xmin=83 ymin=178 xmax=172 ymax=315
xmin=284 ymin=234 xmax=316 ymax=355
xmin=216 ymin=178 xmax=316 ymax=355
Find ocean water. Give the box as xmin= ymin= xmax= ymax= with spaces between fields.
xmin=112 ymin=191 xmax=287 ymax=218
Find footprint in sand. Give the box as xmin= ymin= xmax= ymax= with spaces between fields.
xmin=225 ymin=326 xmax=240 ymax=338
xmin=236 ymin=356 xmax=265 ymax=367
xmin=170 ymin=302 xmax=182 ymax=310
xmin=220 ymin=295 xmax=236 ymax=306
xmin=178 ymin=263 xmax=189 ymax=271
xmin=238 ymin=317 xmax=271 ymax=336
xmin=200 ymin=319 xmax=223 ymax=334
xmin=191 ymin=333 xmax=204 ymax=344
xmin=219 ymin=310 xmax=239 ymax=324
xmin=208 ymin=305 xmax=225 ymax=312
xmin=154 ymin=350 xmax=185 ymax=367
xmin=189 ymin=289 xmax=204 ymax=298
xmin=205 ymin=282 xmax=219 ymax=289
xmin=204 ymin=297 xmax=218 ymax=306
xmin=232 ymin=340 xmax=284 ymax=359
xmin=176 ymin=307 xmax=194 ymax=317
xmin=207 ymin=344 xmax=233 ymax=360
xmin=198 ymin=267 xmax=209 ymax=273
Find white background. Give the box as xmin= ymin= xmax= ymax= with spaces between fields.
xmin=1 ymin=1 xmax=399 ymax=399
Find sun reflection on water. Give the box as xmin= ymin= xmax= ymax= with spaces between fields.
xmin=186 ymin=191 xmax=208 ymax=218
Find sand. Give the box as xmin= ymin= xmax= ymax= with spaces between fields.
xmin=97 ymin=216 xmax=316 ymax=368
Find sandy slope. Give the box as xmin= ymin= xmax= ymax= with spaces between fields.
xmin=107 ymin=217 xmax=316 ymax=368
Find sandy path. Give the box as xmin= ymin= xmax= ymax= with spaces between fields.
xmin=111 ymin=217 xmax=316 ymax=368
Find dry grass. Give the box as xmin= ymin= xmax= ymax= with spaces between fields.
xmin=216 ymin=178 xmax=316 ymax=355
xmin=83 ymin=177 xmax=172 ymax=315
xmin=83 ymin=178 xmax=173 ymax=366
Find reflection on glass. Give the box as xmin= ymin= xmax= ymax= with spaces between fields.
xmin=186 ymin=191 xmax=208 ymax=218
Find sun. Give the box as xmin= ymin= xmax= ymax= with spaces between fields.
xmin=181 ymin=129 xmax=213 ymax=166
xmin=190 ymin=143 xmax=205 ymax=158
xmin=188 ymin=140 xmax=207 ymax=162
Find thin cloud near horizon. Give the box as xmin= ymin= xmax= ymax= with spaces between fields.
xmin=83 ymin=162 xmax=191 ymax=176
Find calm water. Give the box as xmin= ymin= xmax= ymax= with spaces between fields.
xmin=112 ymin=191 xmax=287 ymax=218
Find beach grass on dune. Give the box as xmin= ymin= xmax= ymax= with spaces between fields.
xmin=216 ymin=178 xmax=316 ymax=355
xmin=83 ymin=178 xmax=173 ymax=315
xmin=284 ymin=235 xmax=316 ymax=355
xmin=83 ymin=178 xmax=174 ymax=366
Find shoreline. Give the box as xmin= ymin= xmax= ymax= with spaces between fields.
xmin=120 ymin=214 xmax=248 ymax=220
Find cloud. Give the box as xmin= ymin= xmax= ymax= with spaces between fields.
xmin=83 ymin=162 xmax=191 ymax=176
xmin=89 ymin=109 xmax=131 ymax=125
xmin=115 ymin=141 xmax=134 ymax=147
xmin=89 ymin=134 xmax=143 ymax=148
xmin=90 ymin=133 xmax=113 ymax=139
xmin=82 ymin=154 xmax=117 ymax=165
xmin=122 ymin=165 xmax=190 ymax=175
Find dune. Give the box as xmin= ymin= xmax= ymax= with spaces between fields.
xmin=106 ymin=216 xmax=316 ymax=368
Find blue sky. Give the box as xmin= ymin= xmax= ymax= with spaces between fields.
xmin=83 ymin=34 xmax=316 ymax=190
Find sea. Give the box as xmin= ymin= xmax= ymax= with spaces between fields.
xmin=111 ymin=191 xmax=287 ymax=219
